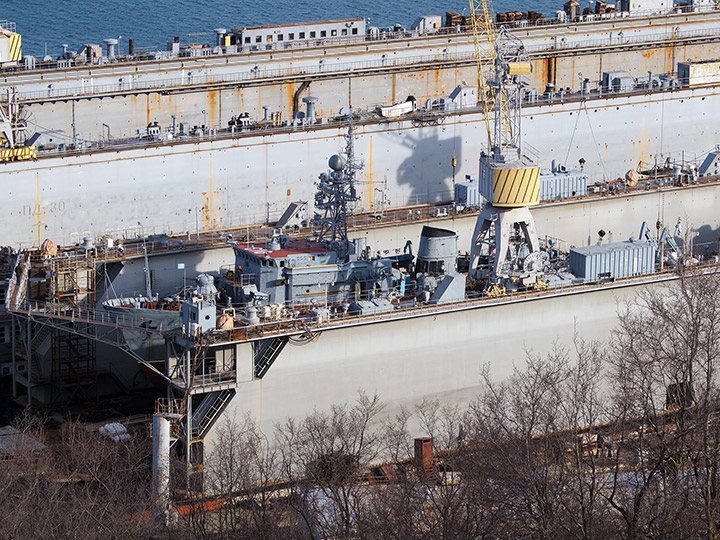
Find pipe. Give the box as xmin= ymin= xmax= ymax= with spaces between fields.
xmin=152 ymin=414 xmax=171 ymax=525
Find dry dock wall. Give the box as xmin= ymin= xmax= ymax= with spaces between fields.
xmin=21 ymin=38 xmax=720 ymax=140
xmin=13 ymin=10 xmax=720 ymax=139
xmin=208 ymin=276 xmax=674 ymax=447
xmin=4 ymin=85 xmax=720 ymax=247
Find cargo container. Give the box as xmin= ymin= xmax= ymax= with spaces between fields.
xmin=569 ymin=240 xmax=656 ymax=281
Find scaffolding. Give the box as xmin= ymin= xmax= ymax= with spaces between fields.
xmin=9 ymin=250 xmax=104 ymax=406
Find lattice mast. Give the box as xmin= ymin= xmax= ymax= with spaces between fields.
xmin=469 ymin=0 xmax=531 ymax=162
xmin=312 ymin=119 xmax=362 ymax=260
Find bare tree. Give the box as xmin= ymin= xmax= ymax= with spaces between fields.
xmin=276 ymin=392 xmax=382 ymax=540
xmin=605 ymin=269 xmax=720 ymax=539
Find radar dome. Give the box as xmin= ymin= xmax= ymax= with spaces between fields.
xmin=328 ymin=154 xmax=346 ymax=171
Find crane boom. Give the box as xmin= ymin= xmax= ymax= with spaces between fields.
xmin=469 ymin=0 xmax=498 ymax=152
xmin=469 ymin=0 xmax=532 ymax=160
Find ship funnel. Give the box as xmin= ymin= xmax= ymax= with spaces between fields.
xmin=302 ymin=96 xmax=319 ymax=123
xmin=214 ymin=28 xmax=227 ymax=47
xmin=103 ymin=38 xmax=118 ymax=60
xmin=416 ymin=226 xmax=458 ymax=275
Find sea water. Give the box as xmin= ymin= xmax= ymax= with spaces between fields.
xmin=7 ymin=0 xmax=564 ymax=58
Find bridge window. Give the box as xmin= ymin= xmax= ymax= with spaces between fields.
xmin=310 ymin=31 xmax=316 ymax=38
xmin=299 ymin=32 xmax=305 ymax=39
xmin=255 ymin=36 xmax=261 ymax=43
xmin=331 ymin=29 xmax=337 ymax=36
xmin=244 ymin=37 xmax=251 ymax=44
xmin=278 ymin=34 xmax=284 ymax=41
xmin=289 ymin=33 xmax=295 ymax=40
xmin=342 ymin=29 xmax=348 ymax=36
xmin=320 ymin=30 xmax=327 ymax=37
xmin=352 ymin=28 xmax=358 ymax=35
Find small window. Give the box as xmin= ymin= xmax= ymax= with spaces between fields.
xmin=266 ymin=35 xmax=272 ymax=42
xmin=255 ymin=36 xmax=261 ymax=43
xmin=244 ymin=37 xmax=251 ymax=44
xmin=341 ymin=29 xmax=348 ymax=36
xmin=278 ymin=34 xmax=284 ymax=41
xmin=320 ymin=30 xmax=327 ymax=37
xmin=280 ymin=261 xmax=285 ymax=267
xmin=288 ymin=32 xmax=295 ymax=39
xmin=299 ymin=32 xmax=305 ymax=38
xmin=310 ymin=31 xmax=316 ymax=38
xmin=331 ymin=29 xmax=337 ymax=36
xmin=352 ymin=28 xmax=358 ymax=35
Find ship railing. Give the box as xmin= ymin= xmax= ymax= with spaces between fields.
xmin=10 ymin=298 xmax=175 ymax=335
xmin=206 ymin=259 xmax=720 ymax=345
xmin=27 ymin=64 xmax=690 ymax=168
xmin=16 ymin=18 xmax=720 ymax=103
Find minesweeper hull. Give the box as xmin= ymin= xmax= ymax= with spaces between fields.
xmin=4 ymin=84 xmax=720 ymax=248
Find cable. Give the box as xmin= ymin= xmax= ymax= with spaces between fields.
xmin=563 ymin=100 xmax=583 ymax=167
xmin=583 ymin=102 xmax=610 ymax=181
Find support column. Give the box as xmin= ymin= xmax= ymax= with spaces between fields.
xmin=152 ymin=414 xmax=171 ymax=525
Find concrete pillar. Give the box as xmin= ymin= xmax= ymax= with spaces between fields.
xmin=152 ymin=414 xmax=171 ymax=524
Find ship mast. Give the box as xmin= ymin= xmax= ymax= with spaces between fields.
xmin=312 ymin=118 xmax=362 ymax=261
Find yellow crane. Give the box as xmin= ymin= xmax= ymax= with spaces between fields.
xmin=467 ymin=2 xmax=546 ymax=287
xmin=468 ymin=0 xmax=533 ymax=165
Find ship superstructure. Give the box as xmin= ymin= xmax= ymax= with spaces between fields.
xmin=222 ymin=124 xmax=401 ymax=310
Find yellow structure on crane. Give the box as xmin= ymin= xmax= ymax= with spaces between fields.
xmin=468 ymin=0 xmax=539 ymax=208
xmin=0 ymin=88 xmax=37 ymax=163
xmin=467 ymin=0 xmax=547 ymax=287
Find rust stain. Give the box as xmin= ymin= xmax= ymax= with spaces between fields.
xmin=146 ymin=94 xmax=152 ymax=125
xmin=202 ymin=154 xmax=216 ymax=229
xmin=285 ymin=83 xmax=295 ymax=115
xmin=664 ymin=44 xmax=674 ymax=74
xmin=237 ymin=87 xmax=244 ymax=111
xmin=391 ymin=73 xmax=397 ymax=103
xmin=641 ymin=49 xmax=655 ymax=60
xmin=539 ymin=58 xmax=548 ymax=87
xmin=208 ymin=90 xmax=218 ymax=127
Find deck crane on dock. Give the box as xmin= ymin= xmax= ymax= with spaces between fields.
xmin=467 ymin=0 xmax=546 ymax=290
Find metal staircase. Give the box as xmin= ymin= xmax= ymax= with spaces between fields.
xmin=191 ymin=389 xmax=235 ymax=439
xmin=253 ymin=336 xmax=289 ymax=378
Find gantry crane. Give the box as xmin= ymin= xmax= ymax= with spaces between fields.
xmin=467 ymin=1 xmax=547 ymax=289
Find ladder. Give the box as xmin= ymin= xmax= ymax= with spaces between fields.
xmin=192 ymin=389 xmax=235 ymax=439
xmin=254 ymin=336 xmax=289 ymax=378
